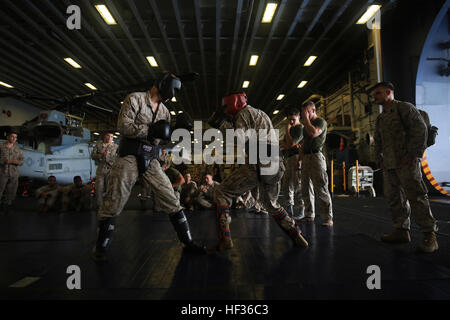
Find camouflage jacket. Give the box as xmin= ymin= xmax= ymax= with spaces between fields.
xmin=199 ymin=181 xmax=220 ymax=200
xmin=118 ymin=91 xmax=171 ymax=144
xmin=234 ymin=105 xmax=276 ymax=145
xmin=374 ymin=100 xmax=427 ymax=169
xmin=181 ymin=181 xmax=198 ymax=198
xmin=0 ymin=142 xmax=24 ymax=177
xmin=92 ymin=142 xmax=118 ymax=175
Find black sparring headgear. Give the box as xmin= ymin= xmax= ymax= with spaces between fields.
xmin=157 ymin=72 xmax=181 ymax=102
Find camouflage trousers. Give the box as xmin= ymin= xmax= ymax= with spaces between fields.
xmin=214 ymin=162 xmax=295 ymax=230
xmin=38 ymin=189 xmax=60 ymax=209
xmin=197 ymin=193 xmax=214 ymax=209
xmin=283 ymin=155 xmax=304 ymax=207
xmin=99 ymin=156 xmax=182 ymax=220
xmin=301 ymin=153 xmax=333 ymax=220
xmin=95 ymin=170 xmax=111 ymax=207
xmin=384 ymin=160 xmax=437 ymax=232
xmin=0 ymin=175 xmax=19 ymax=205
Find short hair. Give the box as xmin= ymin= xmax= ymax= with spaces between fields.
xmin=73 ymin=176 xmax=82 ymax=182
xmin=48 ymin=176 xmax=56 ymax=180
xmin=371 ymin=81 xmax=395 ymax=92
xmin=7 ymin=131 xmax=19 ymax=137
xmin=286 ymin=107 xmax=300 ymax=117
xmin=301 ymin=101 xmax=315 ymax=109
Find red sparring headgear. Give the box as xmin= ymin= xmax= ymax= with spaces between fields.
xmin=222 ymin=93 xmax=247 ymax=117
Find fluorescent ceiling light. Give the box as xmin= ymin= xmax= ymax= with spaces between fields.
xmin=113 ymin=135 xmax=117 ymax=138
xmin=242 ymin=81 xmax=250 ymax=88
xmin=93 ymin=132 xmax=100 ymax=136
xmin=64 ymin=58 xmax=82 ymax=68
xmin=304 ymin=56 xmax=317 ymax=66
xmin=171 ymin=97 xmax=177 ymax=102
xmin=276 ymin=94 xmax=285 ymax=100
xmin=146 ymin=56 xmax=158 ymax=67
xmin=84 ymin=83 xmax=97 ymax=90
xmin=0 ymin=81 xmax=14 ymax=88
xmin=170 ymin=111 xmax=176 ymax=116
xmin=297 ymin=81 xmax=308 ymax=88
xmin=249 ymin=55 xmax=259 ymax=66
xmin=357 ymin=5 xmax=381 ymax=24
xmin=273 ymin=110 xmax=280 ymax=115
xmin=178 ymin=111 xmax=183 ymax=114
xmin=95 ymin=5 xmax=117 ymax=25
xmin=115 ymin=132 xmax=120 ymax=135
xmin=262 ymin=3 xmax=278 ymax=23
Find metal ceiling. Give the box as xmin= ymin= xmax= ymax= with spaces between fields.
xmin=0 ymin=0 xmax=380 ymax=126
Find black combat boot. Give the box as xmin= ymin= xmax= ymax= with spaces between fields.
xmin=169 ymin=210 xmax=206 ymax=254
xmin=92 ymin=217 xmax=116 ymax=262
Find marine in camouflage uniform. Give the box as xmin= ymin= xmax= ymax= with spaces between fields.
xmin=298 ymin=101 xmax=333 ymax=226
xmin=92 ymin=133 xmax=118 ymax=207
xmin=35 ymin=176 xmax=62 ymax=212
xmin=197 ymin=174 xmax=220 ymax=209
xmin=372 ymin=82 xmax=438 ymax=253
xmin=209 ymin=93 xmax=308 ymax=251
xmin=180 ymin=173 xmax=198 ymax=211
xmin=93 ymin=75 xmax=205 ymax=260
xmin=0 ymin=132 xmax=24 ymax=213
xmin=61 ymin=176 xmax=92 ymax=212
xmin=282 ymin=109 xmax=314 ymax=219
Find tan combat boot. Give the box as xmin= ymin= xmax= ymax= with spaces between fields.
xmin=291 ymin=230 xmax=309 ymax=247
xmin=381 ymin=229 xmax=411 ymax=244
xmin=417 ymin=232 xmax=439 ymax=253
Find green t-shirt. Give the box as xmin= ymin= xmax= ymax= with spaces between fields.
xmin=289 ymin=124 xmax=304 ymax=144
xmin=165 ymin=167 xmax=182 ymax=192
xmin=302 ymin=117 xmax=327 ymax=153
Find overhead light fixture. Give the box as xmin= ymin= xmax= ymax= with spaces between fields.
xmin=146 ymin=56 xmax=158 ymax=67
xmin=171 ymin=97 xmax=177 ymax=102
xmin=115 ymin=132 xmax=120 ymax=135
xmin=304 ymin=56 xmax=317 ymax=66
xmin=249 ymin=55 xmax=259 ymax=66
xmin=276 ymin=94 xmax=285 ymax=100
xmin=273 ymin=110 xmax=280 ymax=115
xmin=120 ymin=101 xmax=123 ymax=104
xmin=242 ymin=81 xmax=250 ymax=88
xmin=64 ymin=58 xmax=82 ymax=69
xmin=262 ymin=3 xmax=278 ymax=23
xmin=95 ymin=5 xmax=117 ymax=25
xmin=113 ymin=135 xmax=118 ymax=138
xmin=93 ymin=132 xmax=100 ymax=136
xmin=170 ymin=111 xmax=176 ymax=116
xmin=0 ymin=81 xmax=14 ymax=88
xmin=84 ymin=83 xmax=97 ymax=90
xmin=356 ymin=5 xmax=381 ymax=24
xmin=297 ymin=81 xmax=308 ymax=88
xmin=178 ymin=111 xmax=183 ymax=114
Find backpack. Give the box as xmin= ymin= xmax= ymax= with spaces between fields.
xmin=397 ymin=105 xmax=438 ymax=148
